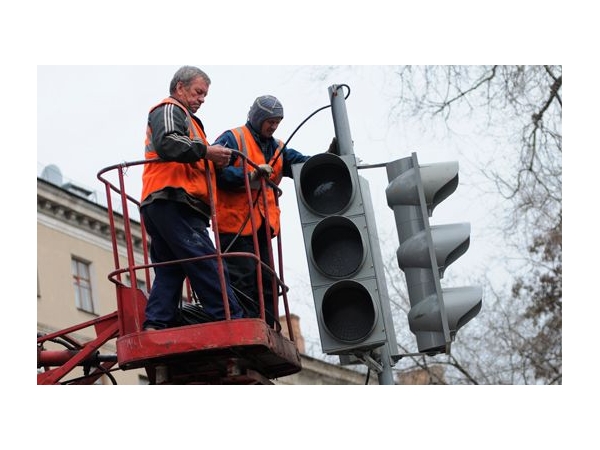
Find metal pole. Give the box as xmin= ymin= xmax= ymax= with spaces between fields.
xmin=329 ymin=84 xmax=354 ymax=156
xmin=377 ymin=345 xmax=395 ymax=385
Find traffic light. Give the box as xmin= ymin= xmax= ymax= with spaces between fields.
xmin=385 ymin=152 xmax=482 ymax=355
xmin=292 ymin=152 xmax=392 ymax=355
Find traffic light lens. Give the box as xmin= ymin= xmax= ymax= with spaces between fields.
xmin=300 ymin=154 xmax=353 ymax=215
xmin=311 ymin=216 xmax=364 ymax=278
xmin=321 ymin=281 xmax=376 ymax=343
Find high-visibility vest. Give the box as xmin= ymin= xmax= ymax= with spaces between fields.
xmin=141 ymin=97 xmax=215 ymax=205
xmin=216 ymin=126 xmax=284 ymax=236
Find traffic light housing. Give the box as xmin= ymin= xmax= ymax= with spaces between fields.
xmin=385 ymin=153 xmax=482 ymax=355
xmin=292 ymin=152 xmax=393 ymax=355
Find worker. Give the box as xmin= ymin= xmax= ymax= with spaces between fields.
xmin=213 ymin=95 xmax=311 ymax=327
xmin=140 ymin=66 xmax=244 ymax=330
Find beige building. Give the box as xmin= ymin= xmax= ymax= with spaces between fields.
xmin=37 ymin=166 xmax=147 ymax=384
xmin=37 ymin=165 xmax=383 ymax=385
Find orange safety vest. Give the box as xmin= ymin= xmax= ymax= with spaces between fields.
xmin=141 ymin=97 xmax=215 ymax=205
xmin=216 ymin=126 xmax=284 ymax=236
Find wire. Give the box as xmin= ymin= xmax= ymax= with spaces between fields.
xmin=60 ymin=365 xmax=119 ymax=385
xmin=38 ymin=332 xmax=78 ymax=351
xmin=225 ymin=83 xmax=352 ymax=249
xmin=218 ymin=84 xmax=352 ymax=330
xmin=271 ymin=83 xmax=351 ymax=167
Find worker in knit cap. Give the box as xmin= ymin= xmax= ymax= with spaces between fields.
xmin=213 ymin=95 xmax=311 ymax=327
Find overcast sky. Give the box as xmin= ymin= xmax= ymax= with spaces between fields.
xmin=26 ymin=2 xmax=595 ymax=446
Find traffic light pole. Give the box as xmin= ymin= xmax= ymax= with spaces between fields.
xmin=374 ymin=346 xmax=395 ymax=385
xmin=329 ymin=85 xmax=354 ymax=156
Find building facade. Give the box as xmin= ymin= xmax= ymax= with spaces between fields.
xmin=37 ymin=170 xmax=148 ymax=384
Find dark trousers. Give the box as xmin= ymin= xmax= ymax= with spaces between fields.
xmin=141 ymin=200 xmax=243 ymax=329
xmin=220 ymin=224 xmax=278 ymax=326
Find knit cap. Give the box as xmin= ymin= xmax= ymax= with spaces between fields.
xmin=248 ymin=95 xmax=284 ymax=131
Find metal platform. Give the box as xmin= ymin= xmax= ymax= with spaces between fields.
xmin=117 ymin=318 xmax=302 ymax=384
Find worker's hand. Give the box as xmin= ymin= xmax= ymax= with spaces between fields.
xmin=257 ymin=164 xmax=274 ymax=177
xmin=206 ymin=144 xmax=233 ymax=169
xmin=250 ymin=164 xmax=274 ymax=181
xmin=326 ymin=137 xmax=339 ymax=155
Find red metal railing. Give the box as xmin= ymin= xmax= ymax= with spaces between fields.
xmin=37 ymin=154 xmax=301 ymax=384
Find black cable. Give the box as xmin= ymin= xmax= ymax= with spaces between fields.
xmin=230 ymin=285 xmax=282 ymax=332
xmin=271 ymin=83 xmax=351 ymax=167
xmin=224 ymin=83 xmax=352 ymax=252
xmin=60 ymin=365 xmax=119 ymax=385
xmin=38 ymin=333 xmax=78 ymax=351
xmin=216 ymin=85 xmax=352 ymax=330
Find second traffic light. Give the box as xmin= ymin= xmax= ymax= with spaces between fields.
xmin=385 ymin=153 xmax=482 ymax=355
xmin=292 ymin=152 xmax=390 ymax=355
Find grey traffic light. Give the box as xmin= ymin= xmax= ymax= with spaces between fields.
xmin=386 ymin=153 xmax=482 ymax=355
xmin=292 ymin=152 xmax=392 ymax=355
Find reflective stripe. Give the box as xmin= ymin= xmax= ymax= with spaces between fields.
xmin=236 ymin=127 xmax=248 ymax=156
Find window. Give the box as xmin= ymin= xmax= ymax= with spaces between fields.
xmin=71 ymin=257 xmax=96 ymax=313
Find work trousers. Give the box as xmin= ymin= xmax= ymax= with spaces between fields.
xmin=141 ymin=200 xmax=243 ymax=329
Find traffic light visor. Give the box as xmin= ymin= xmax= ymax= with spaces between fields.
xmin=300 ymin=153 xmax=354 ymax=215
xmin=386 ymin=161 xmax=459 ymax=216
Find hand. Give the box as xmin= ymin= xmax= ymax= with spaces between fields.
xmin=326 ymin=137 xmax=339 ymax=155
xmin=206 ymin=144 xmax=232 ymax=169
xmin=250 ymin=164 xmax=274 ymax=181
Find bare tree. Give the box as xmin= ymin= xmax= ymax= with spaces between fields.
xmin=378 ymin=65 xmax=562 ymax=384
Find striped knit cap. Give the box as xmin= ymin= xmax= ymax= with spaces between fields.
xmin=248 ymin=95 xmax=284 ymax=131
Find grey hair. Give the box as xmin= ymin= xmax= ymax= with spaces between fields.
xmin=169 ymin=66 xmax=211 ymax=94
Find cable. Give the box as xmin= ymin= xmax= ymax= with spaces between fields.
xmin=224 ymin=83 xmax=352 ymax=251
xmin=271 ymin=83 xmax=351 ymax=167
xmin=217 ymin=85 xmax=352 ymax=331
